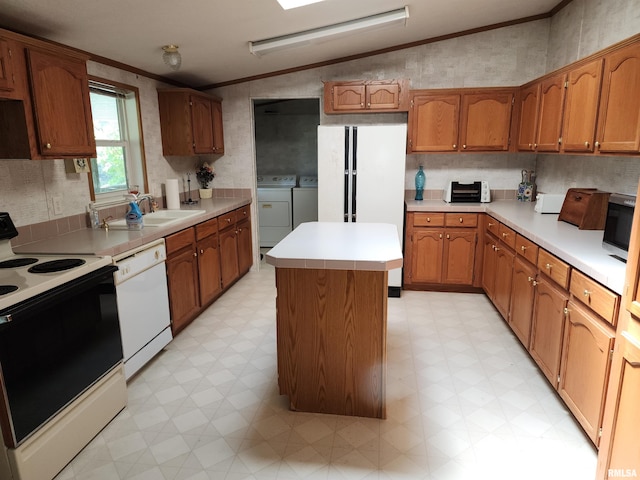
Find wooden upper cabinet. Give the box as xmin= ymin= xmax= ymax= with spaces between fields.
xmin=459 ymin=90 xmax=515 ymax=151
xmin=596 ymin=42 xmax=640 ymax=154
xmin=324 ymin=79 xmax=409 ymax=113
xmin=562 ymin=59 xmax=603 ymax=153
xmin=536 ymin=74 xmax=566 ymax=152
xmin=158 ymin=88 xmax=224 ymax=156
xmin=0 ymin=38 xmax=15 ymax=93
xmin=26 ymin=48 xmax=96 ymax=158
xmin=516 ymin=83 xmax=540 ymax=151
xmin=408 ymin=93 xmax=460 ymax=152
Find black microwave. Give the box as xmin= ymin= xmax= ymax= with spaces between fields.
xmin=603 ymin=193 xmax=636 ymax=261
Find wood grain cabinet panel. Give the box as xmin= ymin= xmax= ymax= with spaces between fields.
xmin=530 ymin=277 xmax=569 ymax=387
xmin=509 ymin=256 xmax=537 ymax=347
xmin=324 ymin=80 xmax=409 ymax=114
xmin=562 ymin=59 xmax=603 ymax=153
xmin=219 ymin=224 xmax=240 ymax=288
xmin=190 ymin=94 xmax=216 ymax=154
xmin=26 ymin=48 xmax=96 ymax=158
xmin=442 ymin=230 xmax=476 ymax=285
xmin=536 ymin=74 xmax=566 ymax=152
xmin=481 ymin=232 xmax=498 ymax=299
xmin=411 ymin=230 xmax=444 ymax=284
xmin=596 ymin=42 xmax=640 ymax=153
xmin=237 ymin=218 xmax=253 ymax=275
xmin=492 ymin=241 xmax=514 ymax=319
xmin=460 ymin=90 xmax=514 ymax=151
xmin=516 ymin=83 xmax=540 ymax=151
xmin=197 ymin=233 xmax=222 ymax=306
xmin=408 ymin=94 xmax=460 ymax=152
xmin=166 ymin=243 xmax=201 ymax=335
xmin=559 ymin=300 xmax=615 ymax=445
xmin=0 ymin=38 xmax=15 ymax=93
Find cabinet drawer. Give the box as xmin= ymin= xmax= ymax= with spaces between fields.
xmin=538 ymin=249 xmax=570 ymax=289
xmin=195 ymin=218 xmax=218 ymax=241
xmin=165 ymin=227 xmax=195 ymax=255
xmin=413 ymin=212 xmax=445 ymax=227
xmin=445 ymin=213 xmax=477 ymax=228
xmin=485 ymin=216 xmax=500 ymax=236
xmin=515 ymin=234 xmax=538 ymax=264
xmin=236 ymin=206 xmax=251 ymax=222
xmin=218 ymin=211 xmax=236 ymax=229
xmin=498 ymin=224 xmax=516 ymax=250
xmin=570 ymin=270 xmax=620 ymax=326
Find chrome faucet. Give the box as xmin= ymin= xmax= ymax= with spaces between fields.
xmin=136 ymin=194 xmax=156 ymax=214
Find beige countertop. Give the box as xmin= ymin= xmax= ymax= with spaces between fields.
xmin=405 ymin=198 xmax=626 ymax=295
xmin=266 ymin=222 xmax=403 ymax=271
xmin=15 ymin=197 xmax=251 ymax=257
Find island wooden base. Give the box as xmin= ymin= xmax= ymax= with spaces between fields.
xmin=275 ymin=268 xmax=388 ymax=419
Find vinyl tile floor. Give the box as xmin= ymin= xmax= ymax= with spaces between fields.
xmin=55 ymin=258 xmax=597 ymax=480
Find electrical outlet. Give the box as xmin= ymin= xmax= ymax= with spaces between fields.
xmin=52 ymin=195 xmax=63 ymax=215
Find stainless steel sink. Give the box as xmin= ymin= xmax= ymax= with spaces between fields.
xmin=107 ymin=209 xmax=206 ymax=229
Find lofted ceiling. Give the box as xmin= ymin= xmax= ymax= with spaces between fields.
xmin=0 ymin=0 xmax=563 ymax=88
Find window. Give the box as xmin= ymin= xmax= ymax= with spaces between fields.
xmin=88 ymin=78 xmax=147 ymax=200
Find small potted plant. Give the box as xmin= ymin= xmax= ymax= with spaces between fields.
xmin=196 ymin=162 xmax=215 ymax=198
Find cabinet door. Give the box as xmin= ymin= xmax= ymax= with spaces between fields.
xmin=408 ymin=94 xmax=460 ymax=152
xmin=509 ymin=256 xmax=537 ymax=347
xmin=0 ymin=38 xmax=14 ymax=92
xmin=197 ymin=233 xmax=222 ymax=306
xmin=211 ymin=99 xmax=225 ymax=154
xmin=442 ymin=230 xmax=476 ymax=285
xmin=411 ymin=230 xmax=444 ymax=283
xmin=516 ymin=84 xmax=540 ymax=151
xmin=597 ymin=43 xmax=640 ymax=153
xmin=190 ymin=95 xmax=215 ymax=154
xmin=332 ymin=84 xmax=366 ymax=111
xmin=602 ymin=332 xmax=640 ymax=475
xmin=562 ymin=59 xmax=603 ymax=152
xmin=237 ymin=218 xmax=253 ymax=274
xmin=530 ymin=278 xmax=569 ymax=387
xmin=26 ymin=49 xmax=95 ymax=157
xmin=219 ymin=226 xmax=240 ymax=288
xmin=493 ymin=242 xmax=514 ymax=320
xmin=366 ymin=84 xmax=399 ymax=110
xmin=536 ymin=74 xmax=566 ymax=152
xmin=559 ymin=301 xmax=615 ymax=445
xmin=167 ymin=247 xmax=201 ymax=335
xmin=481 ymin=232 xmax=497 ymax=298
xmin=460 ymin=91 xmax=514 ymax=151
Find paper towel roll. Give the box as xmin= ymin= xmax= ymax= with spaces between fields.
xmin=165 ymin=179 xmax=180 ymax=210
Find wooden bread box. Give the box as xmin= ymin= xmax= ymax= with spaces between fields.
xmin=558 ymin=188 xmax=611 ymax=230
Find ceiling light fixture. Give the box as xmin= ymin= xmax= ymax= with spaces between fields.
xmin=277 ymin=0 xmax=325 ymax=10
xmin=162 ymin=45 xmax=182 ymax=71
xmin=249 ymin=6 xmax=409 ymax=57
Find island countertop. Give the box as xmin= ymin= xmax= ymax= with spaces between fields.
xmin=266 ymin=222 xmax=403 ymax=271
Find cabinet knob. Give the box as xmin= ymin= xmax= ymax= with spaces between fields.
xmin=360 ymin=103 xmax=364 ymax=107
xmin=488 ymin=223 xmax=494 ymax=227
xmin=226 ymin=218 xmax=231 ymax=223
xmin=584 ymin=141 xmax=590 ymax=148
xmin=453 ymin=144 xmax=457 ymax=149
xmin=595 ymin=141 xmax=600 ymax=148
xmin=45 ymin=143 xmax=52 ymax=149
xmin=491 ymin=244 xmax=496 ymax=250
xmin=502 ymin=232 xmax=508 ymax=238
xmin=533 ymin=143 xmax=537 ymax=149
xmin=462 ymin=144 xmax=467 ymax=149
xmin=193 ymin=252 xmax=197 ymax=257
xmin=200 ymin=249 xmax=204 ymax=254
xmin=367 ymin=102 xmax=371 ymax=107
xmin=527 ymin=276 xmax=534 ymax=282
xmin=528 ymin=143 xmax=532 ymax=148
xmin=545 ymin=263 xmax=552 ymax=270
xmin=426 ymin=217 xmax=431 ymax=222
xmin=459 ymin=217 xmax=463 ymax=223
xmin=563 ymin=307 xmax=569 ymax=316
xmin=583 ymin=289 xmax=591 ymax=298
xmin=521 ymin=245 xmax=527 ymax=251
xmin=446 ymin=234 xmax=450 ymax=239
xmin=532 ymin=280 xmax=538 ymax=287
xmin=439 ymin=233 xmax=442 ymax=239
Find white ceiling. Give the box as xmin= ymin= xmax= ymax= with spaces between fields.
xmin=0 ymin=0 xmax=561 ymax=88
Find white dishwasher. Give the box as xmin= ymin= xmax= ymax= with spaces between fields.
xmin=113 ymin=239 xmax=172 ymax=380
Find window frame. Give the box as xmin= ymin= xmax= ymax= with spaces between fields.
xmin=87 ymin=76 xmax=148 ymax=202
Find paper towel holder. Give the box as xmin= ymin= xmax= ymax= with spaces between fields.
xmin=182 ymin=172 xmax=199 ymax=205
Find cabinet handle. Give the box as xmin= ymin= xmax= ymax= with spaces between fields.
xmin=426 ymin=217 xmax=431 ymax=222
xmin=528 ymin=143 xmax=532 ymax=148
xmin=494 ymin=246 xmax=500 ymax=252
xmin=584 ymin=141 xmax=590 ymax=148
xmin=527 ymin=276 xmax=534 ymax=282
xmin=491 ymin=244 xmax=496 ymax=250
xmin=200 ymin=249 xmax=204 ymax=254
xmin=545 ymin=263 xmax=552 ymax=270
xmin=45 ymin=143 xmax=52 ymax=149
xmin=502 ymin=232 xmax=508 ymax=238
xmin=583 ymin=289 xmax=592 ymax=298
xmin=446 ymin=234 xmax=450 ymax=239
xmin=459 ymin=217 xmax=463 ymax=223
xmin=226 ymin=218 xmax=231 ymax=223
xmin=193 ymin=252 xmax=197 ymax=257
xmin=462 ymin=144 xmax=467 ymax=149
xmin=439 ymin=233 xmax=442 ymax=239
xmin=488 ymin=223 xmax=494 ymax=227
xmin=532 ymin=280 xmax=538 ymax=287
xmin=453 ymin=144 xmax=457 ymax=149
xmin=534 ymin=143 xmax=537 ymax=149
xmin=595 ymin=141 xmax=600 ymax=148
xmin=563 ymin=307 xmax=569 ymax=316
xmin=360 ymin=103 xmax=364 ymax=107
xmin=521 ymin=245 xmax=527 ymax=251
xmin=367 ymin=102 xmax=371 ymax=107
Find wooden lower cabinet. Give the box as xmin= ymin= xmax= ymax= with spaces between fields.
xmin=219 ymin=225 xmax=240 ymax=288
xmin=482 ymin=227 xmax=514 ymax=320
xmin=481 ymin=232 xmax=497 ymax=298
xmin=530 ymin=276 xmax=569 ymax=387
xmin=197 ymin=233 xmax=222 ymax=306
xmin=509 ymin=256 xmax=537 ymax=346
xmin=559 ymin=300 xmax=615 ymax=445
xmin=237 ymin=218 xmax=253 ymax=275
xmin=166 ymin=243 xmax=201 ymax=335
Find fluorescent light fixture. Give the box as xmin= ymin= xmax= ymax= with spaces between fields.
xmin=249 ymin=6 xmax=409 ymax=56
xmin=277 ymin=0 xmax=324 ymax=10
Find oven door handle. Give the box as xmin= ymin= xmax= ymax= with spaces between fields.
xmin=0 ymin=265 xmax=118 ymax=328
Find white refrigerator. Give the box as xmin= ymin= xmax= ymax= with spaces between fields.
xmin=317 ymin=124 xmax=407 ymax=296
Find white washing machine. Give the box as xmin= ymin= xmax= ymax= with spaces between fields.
xmin=293 ymin=175 xmax=318 ymax=229
xmin=257 ymin=174 xmax=296 ymax=247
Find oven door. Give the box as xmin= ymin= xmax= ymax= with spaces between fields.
xmin=0 ymin=265 xmax=122 ymax=447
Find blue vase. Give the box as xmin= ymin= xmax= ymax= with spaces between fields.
xmin=415 ymin=166 xmax=425 ymax=201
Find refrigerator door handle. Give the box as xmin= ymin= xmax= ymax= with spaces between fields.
xmin=351 ymin=127 xmax=358 ymax=222
xmin=343 ymin=126 xmax=350 ymax=222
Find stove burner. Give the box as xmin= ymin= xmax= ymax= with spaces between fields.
xmin=28 ymin=259 xmax=86 ymax=273
xmin=0 ymin=258 xmax=39 ymax=268
xmin=0 ymin=285 xmax=19 ymax=295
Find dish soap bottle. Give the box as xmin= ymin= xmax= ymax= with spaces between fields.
xmin=415 ymin=165 xmax=425 ymax=201
xmin=125 ymin=202 xmax=143 ymax=230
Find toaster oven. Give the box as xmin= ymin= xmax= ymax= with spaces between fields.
xmin=443 ymin=181 xmax=490 ymax=203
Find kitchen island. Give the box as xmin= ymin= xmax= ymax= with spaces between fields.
xmin=266 ymin=222 xmax=403 ymax=418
